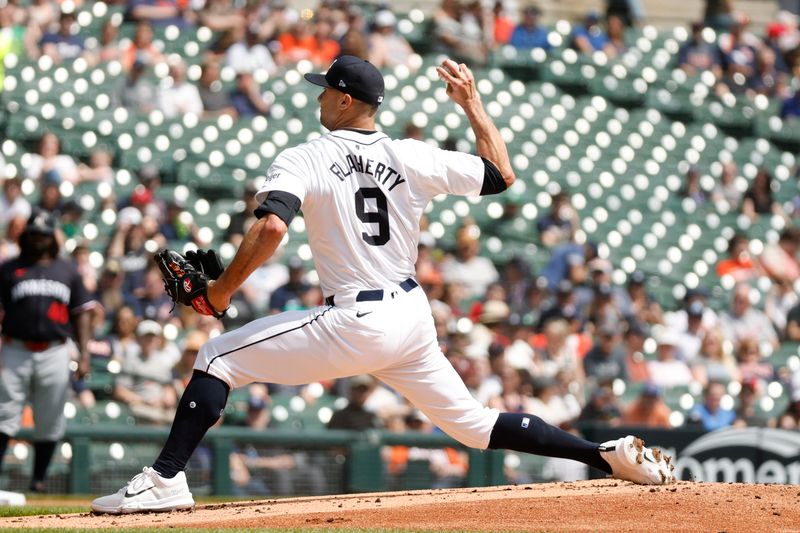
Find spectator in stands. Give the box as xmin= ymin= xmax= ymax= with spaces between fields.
xmin=711 ymin=161 xmax=743 ymax=211
xmin=604 ymin=14 xmax=627 ymax=57
xmin=692 ymin=327 xmax=740 ymax=385
xmin=24 ymin=132 xmax=79 ymax=185
xmin=742 ymin=168 xmax=782 ymax=220
xmin=622 ymin=271 xmax=662 ymax=326
xmin=114 ymin=56 xmax=156 ymax=113
xmin=778 ymin=397 xmax=800 ymax=429
xmin=719 ymin=21 xmax=758 ymax=94
xmin=0 ymin=176 xmax=31 ymax=226
xmin=121 ymin=21 xmax=163 ymax=72
xmin=509 ymin=6 xmax=551 ymax=50
xmin=780 ymin=87 xmax=800 ymax=119
xmin=40 ymin=11 xmax=86 ymax=63
xmin=527 ymin=375 xmax=575 ymax=427
xmin=126 ymin=0 xmax=192 ymax=27
xmin=230 ymin=71 xmax=270 ymax=117
xmin=606 ymin=0 xmax=644 ymax=27
xmin=492 ymin=1 xmax=514 ymax=46
xmin=225 ymin=24 xmax=278 ymax=76
xmin=679 ymin=22 xmax=722 ymax=77
xmin=540 ymin=241 xmax=596 ymax=291
xmin=94 ymin=19 xmax=122 ymax=64
xmin=125 ymin=266 xmax=174 ymax=322
xmin=250 ymin=0 xmax=295 ymax=42
xmin=27 ymin=0 xmax=58 ymax=35
xmin=571 ymin=12 xmax=610 ymax=56
xmin=622 ymin=323 xmax=649 ymax=382
xmin=107 ymin=305 xmax=140 ymax=362
xmin=159 ymin=199 xmax=204 ymax=245
xmin=704 ymin=0 xmax=734 ymax=30
xmin=37 ymin=174 xmax=64 ymax=214
xmin=716 ymin=232 xmax=761 ymax=281
xmin=680 ymin=165 xmax=707 ymax=205
xmin=0 ymin=4 xmax=38 ymax=73
xmin=281 ymin=19 xmax=339 ymax=68
xmin=578 ymin=382 xmax=622 ymax=425
xmin=760 ymin=228 xmax=800 ymax=285
xmin=647 ymin=328 xmax=695 ymax=388
xmin=368 ymin=9 xmax=415 ymax=69
xmin=475 ymin=343 xmax=506 ymax=405
xmin=172 ymin=330 xmax=207 ymax=396
xmin=689 ymin=381 xmax=735 ymax=431
xmin=198 ymin=59 xmax=237 ymax=118
xmin=734 ymin=378 xmax=773 ymax=427
xmin=489 ymin=367 xmax=534 ymax=412
xmin=501 ymin=256 xmax=531 ymax=314
xmin=735 ymin=338 xmax=775 ymax=384
xmin=720 ymin=283 xmax=780 ymax=349
xmin=766 ymin=279 xmax=798 ymax=336
xmin=158 ymin=59 xmax=204 ymax=118
xmin=621 ymin=383 xmax=673 ymax=428
xmin=532 ymin=318 xmax=583 ymax=385
xmin=113 ymin=319 xmax=179 ymax=425
xmin=432 ymin=0 xmax=488 ymax=66
xmin=586 ymin=282 xmax=624 ymax=331
xmin=76 ymin=149 xmax=113 ymax=184
xmin=275 ymin=20 xmax=315 ymax=65
xmin=225 ymin=182 xmax=259 ymax=247
xmin=0 ymin=215 xmax=24 ymax=262
xmin=95 ymin=260 xmax=125 ymax=318
xmin=328 ymin=375 xmax=382 ymax=430
xmin=268 ymin=257 xmax=310 ymax=313
xmin=536 ymin=192 xmax=578 ymax=248
xmin=672 ymin=301 xmax=707 ymax=363
xmin=785 ymin=300 xmax=800 ymax=340
xmin=440 ymin=225 xmax=499 ymax=298
xmin=752 ymin=47 xmax=789 ymax=98
xmin=583 ymin=325 xmax=627 ymax=383
xmin=339 ymin=27 xmax=368 ymax=59
xmin=469 ymin=298 xmax=511 ymax=356
xmin=198 ymin=0 xmax=244 ymax=33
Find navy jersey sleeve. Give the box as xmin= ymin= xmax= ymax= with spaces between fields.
xmin=68 ymin=261 xmax=93 ymax=314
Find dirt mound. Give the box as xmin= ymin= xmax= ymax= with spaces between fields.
xmin=3 ymin=480 xmax=799 ymax=532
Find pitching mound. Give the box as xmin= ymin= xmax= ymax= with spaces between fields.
xmin=3 ymin=480 xmax=799 ymax=531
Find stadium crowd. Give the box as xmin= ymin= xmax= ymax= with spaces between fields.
xmin=1 ymin=0 xmax=800 ymax=491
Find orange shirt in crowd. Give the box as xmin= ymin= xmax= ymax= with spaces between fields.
xmin=716 ymin=257 xmax=757 ymax=281
xmin=621 ymin=399 xmax=672 ymax=428
xmin=278 ymin=33 xmax=340 ymax=66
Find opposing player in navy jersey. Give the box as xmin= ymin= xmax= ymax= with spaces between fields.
xmin=0 ymin=208 xmax=95 ymax=492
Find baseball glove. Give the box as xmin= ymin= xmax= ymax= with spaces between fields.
xmin=154 ymin=249 xmax=227 ymax=318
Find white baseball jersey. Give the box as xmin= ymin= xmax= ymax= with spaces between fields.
xmin=254 ymin=129 xmax=485 ymax=296
xmin=197 ymin=128 xmax=499 ymax=450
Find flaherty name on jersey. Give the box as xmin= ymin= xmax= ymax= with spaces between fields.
xmin=329 ymin=154 xmax=406 ymax=191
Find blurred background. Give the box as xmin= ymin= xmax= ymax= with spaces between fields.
xmin=1 ymin=0 xmax=800 ymax=496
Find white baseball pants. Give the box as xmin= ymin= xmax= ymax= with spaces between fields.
xmin=195 ymin=283 xmax=499 ymax=449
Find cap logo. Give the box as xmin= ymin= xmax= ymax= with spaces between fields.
xmin=339 ymin=80 xmax=346 ymax=87
xmin=377 ymin=95 xmax=383 ymax=103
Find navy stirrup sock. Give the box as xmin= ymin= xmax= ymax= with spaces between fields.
xmin=488 ymin=412 xmax=612 ymax=474
xmin=152 ymin=370 xmax=229 ymax=478
xmin=32 ymin=441 xmax=57 ymax=483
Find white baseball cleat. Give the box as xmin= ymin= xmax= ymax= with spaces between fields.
xmin=91 ymin=467 xmax=195 ymax=514
xmin=599 ymin=435 xmax=676 ymax=485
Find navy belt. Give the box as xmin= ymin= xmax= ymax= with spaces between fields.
xmin=325 ymin=278 xmax=418 ymax=306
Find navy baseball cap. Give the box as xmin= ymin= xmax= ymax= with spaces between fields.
xmin=304 ymin=55 xmax=385 ymax=106
xmin=25 ymin=208 xmax=57 ymax=235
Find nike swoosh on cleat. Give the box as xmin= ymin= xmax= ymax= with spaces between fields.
xmin=124 ymin=486 xmax=154 ymax=498
xmin=356 ymin=311 xmax=373 ymax=318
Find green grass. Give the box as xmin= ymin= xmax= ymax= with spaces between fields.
xmin=0 ymin=505 xmax=86 ymax=517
